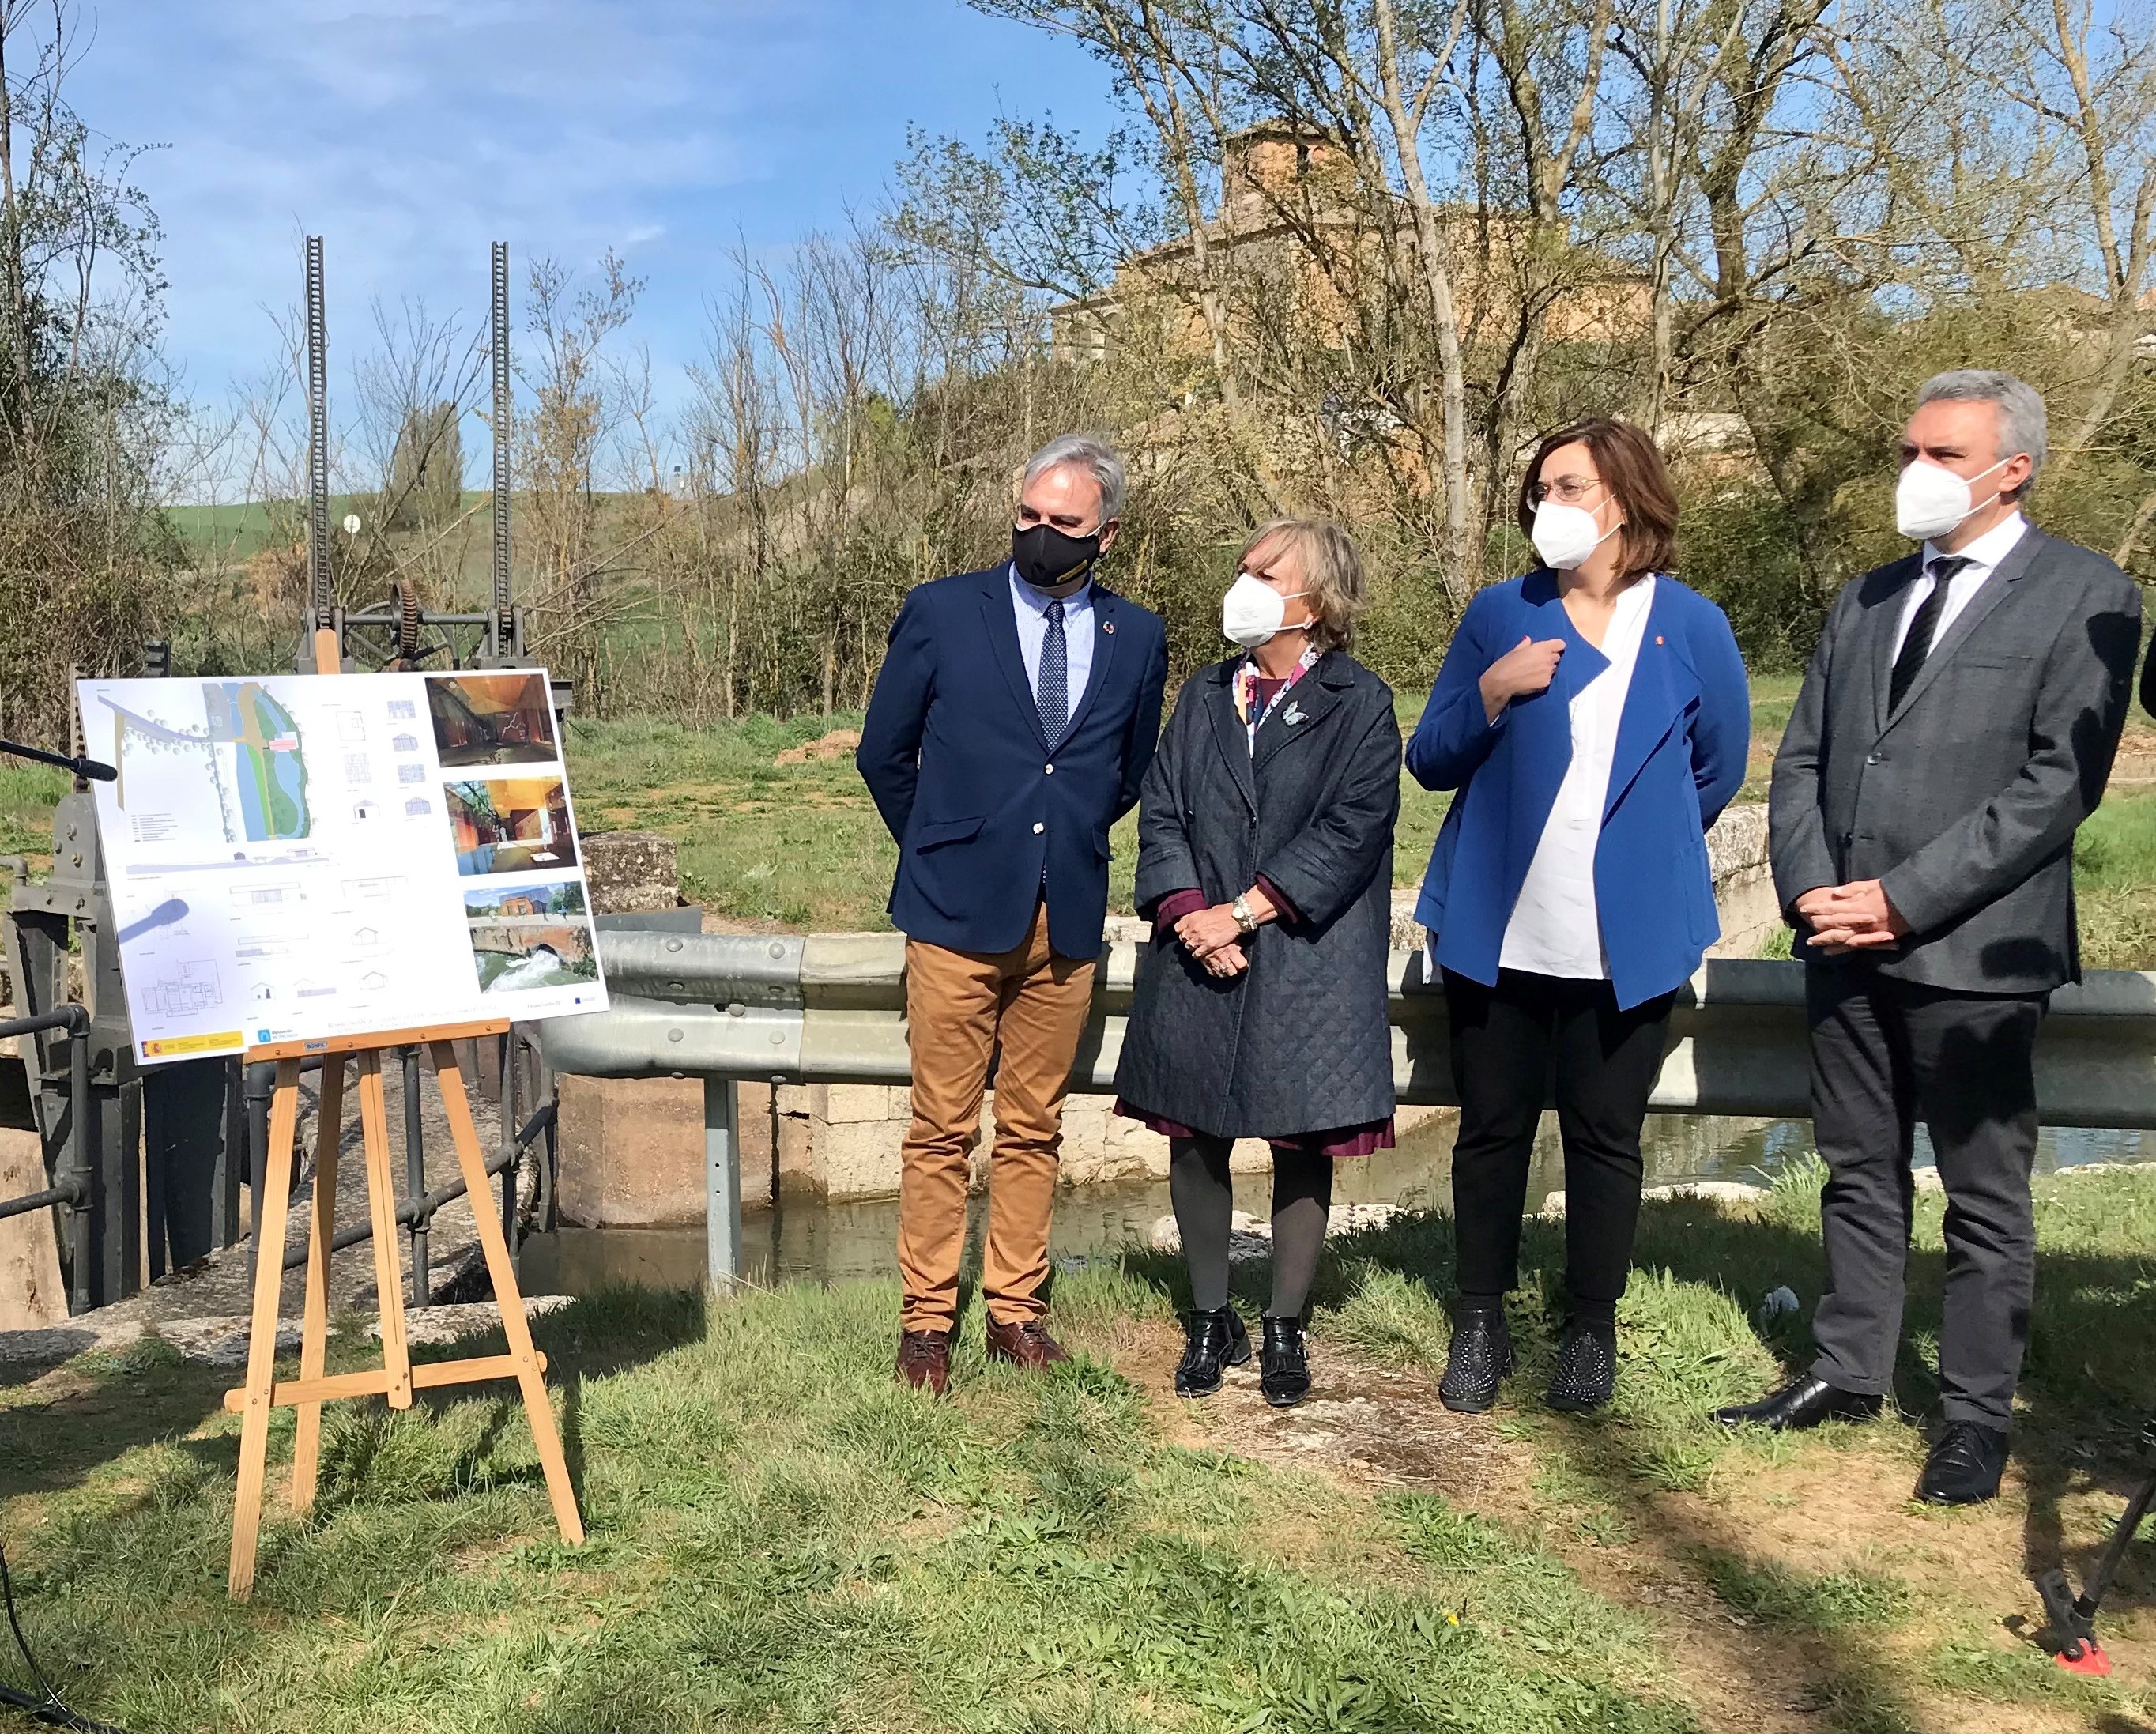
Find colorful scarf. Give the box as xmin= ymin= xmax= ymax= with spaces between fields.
xmin=1232 ymin=646 xmax=1321 ymax=752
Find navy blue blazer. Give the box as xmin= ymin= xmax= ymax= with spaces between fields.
xmin=857 ymin=566 xmax=1170 ymax=959
xmin=1407 ymin=571 xmax=1751 ymax=1009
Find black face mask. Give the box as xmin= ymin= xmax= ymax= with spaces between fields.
xmin=1012 ymin=522 xmax=1101 ymax=593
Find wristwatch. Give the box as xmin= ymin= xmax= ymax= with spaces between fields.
xmin=1231 ymin=894 xmax=1258 ymax=933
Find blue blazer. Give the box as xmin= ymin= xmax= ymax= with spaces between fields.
xmin=857 ymin=566 xmax=1170 ymax=959
xmin=1407 ymin=571 xmax=1751 ymax=1009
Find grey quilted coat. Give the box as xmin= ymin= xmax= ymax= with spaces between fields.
xmin=1113 ymin=650 xmax=1401 ymax=1138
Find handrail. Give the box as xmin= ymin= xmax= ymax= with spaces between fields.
xmin=276 ymin=1099 xmax=556 ymax=1274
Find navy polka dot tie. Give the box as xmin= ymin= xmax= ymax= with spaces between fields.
xmin=1038 ymin=599 xmax=1069 ymax=748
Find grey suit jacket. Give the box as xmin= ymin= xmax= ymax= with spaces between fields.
xmin=1769 ymin=523 xmax=2141 ymax=992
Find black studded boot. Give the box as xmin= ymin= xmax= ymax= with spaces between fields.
xmin=1546 ymin=1315 xmax=1618 ymax=1412
xmin=1439 ymin=1300 xmax=1513 ymax=1414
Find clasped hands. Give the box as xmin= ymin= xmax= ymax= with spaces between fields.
xmin=1175 ymin=887 xmax=1278 ymax=978
xmin=1795 ymin=880 xmax=1909 ymax=955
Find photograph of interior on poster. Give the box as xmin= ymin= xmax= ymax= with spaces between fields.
xmin=74 ymin=668 xmax=610 ymax=1064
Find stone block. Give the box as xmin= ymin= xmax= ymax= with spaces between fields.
xmin=556 ymin=1074 xmax=775 ymax=1226
xmin=812 ymin=1083 xmax=891 ymax=1125
xmin=581 ymin=830 xmax=679 ymax=915
xmin=1057 ymin=1096 xmax=1151 ymax=1186
xmin=817 ymin=1118 xmax=907 ymax=1198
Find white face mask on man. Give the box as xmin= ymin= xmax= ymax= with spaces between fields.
xmin=1894 ymin=455 xmax=2012 ymax=541
xmin=1221 ymin=573 xmax=1310 ymax=649
xmin=1529 ymin=498 xmax=1620 ymax=571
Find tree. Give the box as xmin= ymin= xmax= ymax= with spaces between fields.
xmin=0 ymin=0 xmax=180 ymax=739
xmin=384 ymin=401 xmax=462 ymax=530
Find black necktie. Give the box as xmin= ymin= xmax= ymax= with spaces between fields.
xmin=1888 ymin=556 xmax=1973 ymax=712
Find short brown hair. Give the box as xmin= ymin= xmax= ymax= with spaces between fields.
xmin=1239 ymin=518 xmax=1368 ymax=651
xmin=1515 ymin=417 xmax=1678 ymax=581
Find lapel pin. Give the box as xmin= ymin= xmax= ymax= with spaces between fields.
xmin=1655 ymin=635 xmax=1664 ymax=646
xmin=1284 ymin=703 xmax=1306 ymax=726
xmin=1102 ymin=620 xmax=1114 ymax=634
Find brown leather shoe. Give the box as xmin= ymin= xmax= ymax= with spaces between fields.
xmin=895 ymin=1329 xmax=952 ymax=1395
xmin=985 ymin=1317 xmax=1070 ymax=1370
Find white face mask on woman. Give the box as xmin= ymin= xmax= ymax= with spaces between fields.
xmin=1530 ymin=498 xmax=1620 ymax=571
xmin=1894 ymin=455 xmax=2011 ymax=541
xmin=1221 ymin=572 xmax=1310 ymax=649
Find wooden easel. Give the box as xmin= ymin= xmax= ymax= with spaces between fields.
xmin=223 ymin=629 xmax=584 ymax=1600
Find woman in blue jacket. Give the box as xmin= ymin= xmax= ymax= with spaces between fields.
xmin=1408 ymin=417 xmax=1749 ymax=1415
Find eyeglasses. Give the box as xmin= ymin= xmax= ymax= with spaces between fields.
xmin=1527 ymin=476 xmax=1604 ymax=507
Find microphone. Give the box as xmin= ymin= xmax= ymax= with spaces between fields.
xmin=0 ymin=737 xmax=118 ymax=782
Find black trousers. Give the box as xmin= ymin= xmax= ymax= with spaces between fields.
xmin=1443 ymin=968 xmax=1676 ymax=1307
xmin=1804 ymin=960 xmax=2046 ymax=1430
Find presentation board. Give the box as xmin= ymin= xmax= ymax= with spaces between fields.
xmin=75 ymin=668 xmax=611 ymax=1064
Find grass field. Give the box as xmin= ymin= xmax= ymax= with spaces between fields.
xmin=165 ymin=495 xmax=490 ymax=566
xmin=2 ymin=1162 xmax=2153 ymax=1732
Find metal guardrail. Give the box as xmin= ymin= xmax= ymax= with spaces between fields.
xmin=0 ymin=1005 xmax=92 ymax=1312
xmin=536 ymin=933 xmax=2156 ymax=1287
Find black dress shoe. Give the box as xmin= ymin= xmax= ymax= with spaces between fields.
xmin=1175 ymin=1306 xmax=1251 ymax=1397
xmin=1439 ymin=1307 xmax=1513 ymax=1414
xmin=1546 ymin=1319 xmax=1617 ymax=1412
xmin=1259 ymin=1315 xmax=1311 ymax=1408
xmin=1916 ymin=1421 xmax=2010 ymax=1506
xmin=1713 ymin=1374 xmax=1883 ymax=1432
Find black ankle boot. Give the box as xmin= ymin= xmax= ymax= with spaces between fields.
xmin=1259 ymin=1315 xmax=1311 ymax=1408
xmin=1440 ymin=1305 xmax=1513 ymax=1413
xmin=1546 ymin=1317 xmax=1617 ymax=1412
xmin=1175 ymin=1306 xmax=1251 ymax=1397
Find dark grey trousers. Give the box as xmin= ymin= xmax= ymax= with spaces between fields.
xmin=1804 ymin=960 xmax=2047 ymax=1430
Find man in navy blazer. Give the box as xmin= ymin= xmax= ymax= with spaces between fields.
xmin=858 ymin=435 xmax=1168 ymax=1393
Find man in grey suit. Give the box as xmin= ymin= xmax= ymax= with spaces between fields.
xmin=1716 ymin=370 xmax=2141 ymax=1505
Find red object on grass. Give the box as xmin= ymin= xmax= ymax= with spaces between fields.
xmin=2056 ymin=1642 xmax=2112 ymax=1677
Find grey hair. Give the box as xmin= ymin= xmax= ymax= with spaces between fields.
xmin=1917 ymin=369 xmax=2047 ymax=492
xmin=1020 ymin=434 xmax=1127 ymax=524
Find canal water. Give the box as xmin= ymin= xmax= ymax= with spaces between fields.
xmin=518 ymin=1112 xmax=2152 ymax=1298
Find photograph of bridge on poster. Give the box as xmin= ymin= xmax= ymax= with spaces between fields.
xmin=2 ymin=0 xmax=2156 ymax=1729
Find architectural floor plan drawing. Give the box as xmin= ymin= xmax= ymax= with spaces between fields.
xmin=148 ymin=961 xmax=223 ymax=1020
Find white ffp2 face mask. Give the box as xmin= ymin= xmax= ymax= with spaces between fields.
xmin=1895 ymin=455 xmax=2011 ymax=541
xmin=1530 ymin=499 xmax=1619 ymax=571
xmin=1221 ymin=573 xmax=1310 ymax=649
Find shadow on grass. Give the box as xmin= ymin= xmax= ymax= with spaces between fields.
xmin=0 ymin=1334 xmax=233 ymax=1502
xmin=1115 ymin=1170 xmax=2156 ymax=1732
xmin=3 ymin=1282 xmax=706 ymax=1603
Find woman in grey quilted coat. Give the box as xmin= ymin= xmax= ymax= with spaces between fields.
xmin=1113 ymin=519 xmax=1401 ymax=1409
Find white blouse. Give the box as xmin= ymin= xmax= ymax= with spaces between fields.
xmin=1498 ymin=575 xmax=1657 ymax=980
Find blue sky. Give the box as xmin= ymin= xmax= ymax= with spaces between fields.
xmin=67 ymin=2 xmax=1123 ymax=481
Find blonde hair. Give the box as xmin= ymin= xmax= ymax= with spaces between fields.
xmin=1238 ymin=518 xmax=1368 ymax=651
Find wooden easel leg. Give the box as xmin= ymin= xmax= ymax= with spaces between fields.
xmin=229 ymin=1060 xmax=302 ymax=1601
xmin=429 ymin=1040 xmax=585 ymax=1547
xmin=357 ymin=1050 xmax=414 ymax=1411
xmin=290 ymin=1057 xmax=347 ymax=1513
